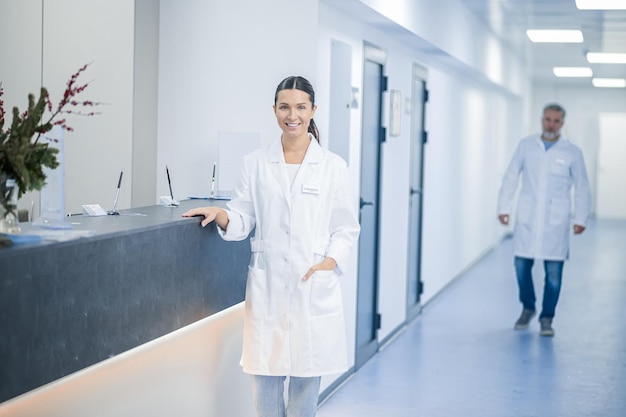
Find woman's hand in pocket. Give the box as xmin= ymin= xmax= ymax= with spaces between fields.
xmin=302 ymin=257 xmax=337 ymax=281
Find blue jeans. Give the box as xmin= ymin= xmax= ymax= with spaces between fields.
xmin=514 ymin=256 xmax=564 ymax=319
xmin=250 ymin=375 xmax=321 ymax=417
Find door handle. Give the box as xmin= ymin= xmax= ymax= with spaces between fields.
xmin=360 ymin=198 xmax=374 ymax=209
xmin=410 ymin=188 xmax=421 ymax=196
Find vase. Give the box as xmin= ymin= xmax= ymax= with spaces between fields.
xmin=0 ymin=174 xmax=21 ymax=234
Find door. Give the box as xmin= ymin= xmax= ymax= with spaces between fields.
xmin=406 ymin=64 xmax=428 ymax=320
xmin=597 ymin=113 xmax=626 ymax=219
xmin=355 ymin=45 xmax=386 ymax=370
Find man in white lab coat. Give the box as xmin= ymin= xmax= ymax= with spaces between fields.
xmin=497 ymin=103 xmax=591 ymax=337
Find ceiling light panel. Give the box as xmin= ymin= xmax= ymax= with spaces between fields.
xmin=586 ymin=52 xmax=626 ymax=63
xmin=592 ymin=78 xmax=626 ymax=87
xmin=553 ymin=67 xmax=593 ymax=77
xmin=576 ymin=0 xmax=626 ymax=10
xmin=526 ymin=29 xmax=584 ymax=43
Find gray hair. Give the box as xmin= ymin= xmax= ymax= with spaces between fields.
xmin=543 ymin=103 xmax=566 ymax=119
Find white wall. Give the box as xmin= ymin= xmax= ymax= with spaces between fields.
xmin=318 ymin=0 xmax=528 ymax=346
xmin=156 ymin=0 xmax=319 ymax=202
xmin=132 ymin=0 xmax=160 ymax=208
xmin=596 ymin=113 xmax=626 ymax=219
xmin=0 ymin=0 xmax=135 ymax=216
xmin=356 ymin=0 xmax=528 ymax=96
xmin=44 ymin=0 xmax=135 ymax=215
xmin=0 ymin=0 xmax=43 ymax=216
xmin=421 ymin=70 xmax=523 ymax=303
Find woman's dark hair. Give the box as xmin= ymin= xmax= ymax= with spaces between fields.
xmin=274 ymin=76 xmax=320 ymax=143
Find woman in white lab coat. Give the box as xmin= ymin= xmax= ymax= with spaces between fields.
xmin=183 ymin=76 xmax=360 ymax=417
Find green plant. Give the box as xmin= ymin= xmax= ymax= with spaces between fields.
xmin=0 ymin=63 xmax=99 ymax=203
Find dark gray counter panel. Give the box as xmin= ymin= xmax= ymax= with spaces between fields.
xmin=0 ymin=200 xmax=250 ymax=403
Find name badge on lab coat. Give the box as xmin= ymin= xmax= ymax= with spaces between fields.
xmin=302 ymin=184 xmax=320 ymax=195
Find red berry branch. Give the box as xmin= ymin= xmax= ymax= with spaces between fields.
xmin=0 ymin=63 xmax=102 ymax=201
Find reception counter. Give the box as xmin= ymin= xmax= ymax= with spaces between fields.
xmin=0 ymin=200 xmax=250 ymax=403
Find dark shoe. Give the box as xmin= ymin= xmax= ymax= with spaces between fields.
xmin=514 ymin=309 xmax=536 ymax=330
xmin=540 ymin=318 xmax=555 ymax=337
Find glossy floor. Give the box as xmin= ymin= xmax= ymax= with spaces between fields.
xmin=317 ymin=219 xmax=626 ymax=417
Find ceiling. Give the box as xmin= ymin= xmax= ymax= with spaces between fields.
xmin=458 ymin=0 xmax=626 ymax=85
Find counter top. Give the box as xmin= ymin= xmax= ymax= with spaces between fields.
xmin=1 ymin=199 xmax=228 ymax=255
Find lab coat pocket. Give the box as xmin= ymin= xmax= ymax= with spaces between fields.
xmin=246 ymin=266 xmax=268 ymax=321
xmin=550 ymin=158 xmax=569 ymax=177
xmin=309 ymin=312 xmax=347 ymax=372
xmin=517 ymin=198 xmax=532 ymax=224
xmin=309 ymin=270 xmax=342 ymax=317
xmin=549 ymin=198 xmax=571 ymax=226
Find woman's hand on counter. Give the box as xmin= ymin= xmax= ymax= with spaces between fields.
xmin=182 ymin=206 xmax=229 ymax=229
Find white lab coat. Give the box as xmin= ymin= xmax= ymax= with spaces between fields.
xmin=497 ymin=134 xmax=591 ymax=260
xmin=218 ymin=135 xmax=360 ymax=377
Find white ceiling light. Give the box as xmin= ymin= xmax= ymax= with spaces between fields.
xmin=576 ymin=0 xmax=626 ymax=10
xmin=586 ymin=52 xmax=626 ymax=64
xmin=526 ymin=29 xmax=584 ymax=43
xmin=592 ymin=78 xmax=626 ymax=88
xmin=553 ymin=67 xmax=593 ymax=77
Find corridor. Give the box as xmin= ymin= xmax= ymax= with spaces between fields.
xmin=317 ymin=219 xmax=626 ymax=417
